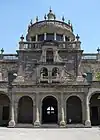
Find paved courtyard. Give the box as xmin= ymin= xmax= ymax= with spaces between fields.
xmin=0 ymin=127 xmax=100 ymax=140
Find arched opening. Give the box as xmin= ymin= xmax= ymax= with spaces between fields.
xmin=52 ymin=67 xmax=59 ymax=77
xmin=67 ymin=96 xmax=82 ymax=124
xmin=0 ymin=94 xmax=10 ymax=126
xmin=90 ymin=93 xmax=100 ymax=125
xmin=18 ymin=96 xmax=33 ymax=123
xmin=40 ymin=67 xmax=48 ymax=78
xmin=42 ymin=96 xmax=58 ymax=124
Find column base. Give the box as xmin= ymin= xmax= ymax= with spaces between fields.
xmin=85 ymin=120 xmax=91 ymax=127
xmin=60 ymin=120 xmax=66 ymax=128
xmin=34 ymin=121 xmax=41 ymax=128
xmin=8 ymin=120 xmax=15 ymax=128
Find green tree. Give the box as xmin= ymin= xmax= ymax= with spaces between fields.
xmin=96 ymin=72 xmax=100 ymax=81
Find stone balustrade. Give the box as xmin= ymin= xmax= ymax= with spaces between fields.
xmin=19 ymin=41 xmax=81 ymax=50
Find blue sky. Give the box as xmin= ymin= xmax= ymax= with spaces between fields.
xmin=0 ymin=0 xmax=100 ymax=53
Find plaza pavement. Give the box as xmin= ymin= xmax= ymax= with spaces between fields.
xmin=0 ymin=127 xmax=100 ymax=140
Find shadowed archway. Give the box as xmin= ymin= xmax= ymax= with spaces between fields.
xmin=42 ymin=96 xmax=58 ymax=124
xmin=90 ymin=93 xmax=100 ymax=125
xmin=0 ymin=94 xmax=10 ymax=126
xmin=66 ymin=96 xmax=82 ymax=124
xmin=18 ymin=96 xmax=33 ymax=123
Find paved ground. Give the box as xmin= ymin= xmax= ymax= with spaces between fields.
xmin=0 ymin=127 xmax=100 ymax=140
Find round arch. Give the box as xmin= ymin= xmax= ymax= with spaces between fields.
xmin=42 ymin=95 xmax=58 ymax=124
xmin=18 ymin=96 xmax=33 ymax=123
xmin=90 ymin=93 xmax=100 ymax=125
xmin=40 ymin=67 xmax=48 ymax=77
xmin=66 ymin=96 xmax=82 ymax=124
xmin=52 ymin=67 xmax=59 ymax=77
xmin=0 ymin=94 xmax=10 ymax=126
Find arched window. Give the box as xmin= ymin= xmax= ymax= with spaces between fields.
xmin=46 ymin=48 xmax=54 ymax=63
xmin=52 ymin=67 xmax=59 ymax=77
xmin=40 ymin=67 xmax=48 ymax=78
xmin=47 ymin=106 xmax=55 ymax=114
xmin=65 ymin=36 xmax=70 ymax=41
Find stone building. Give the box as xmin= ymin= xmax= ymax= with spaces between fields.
xmin=0 ymin=9 xmax=100 ymax=128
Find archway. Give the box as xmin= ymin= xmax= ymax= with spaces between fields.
xmin=0 ymin=94 xmax=10 ymax=126
xmin=67 ymin=96 xmax=82 ymax=124
xmin=42 ymin=96 xmax=58 ymax=124
xmin=18 ymin=96 xmax=33 ymax=123
xmin=90 ymin=93 xmax=100 ymax=125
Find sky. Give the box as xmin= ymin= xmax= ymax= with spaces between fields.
xmin=0 ymin=0 xmax=100 ymax=53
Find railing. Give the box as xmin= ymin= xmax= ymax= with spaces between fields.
xmin=82 ymin=54 xmax=97 ymax=60
xmin=19 ymin=41 xmax=81 ymax=50
xmin=0 ymin=54 xmax=18 ymax=61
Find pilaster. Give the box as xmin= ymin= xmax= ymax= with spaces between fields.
xmin=34 ymin=93 xmax=41 ymax=127
xmin=85 ymin=96 xmax=91 ymax=127
xmin=8 ymin=94 xmax=15 ymax=127
xmin=60 ymin=93 xmax=66 ymax=127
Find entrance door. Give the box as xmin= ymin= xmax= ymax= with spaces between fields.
xmin=42 ymin=96 xmax=58 ymax=124
xmin=91 ymin=107 xmax=98 ymax=125
xmin=18 ymin=96 xmax=33 ymax=123
xmin=67 ymin=96 xmax=82 ymax=124
xmin=90 ymin=93 xmax=100 ymax=126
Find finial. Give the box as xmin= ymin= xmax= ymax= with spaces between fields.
xmin=97 ymin=47 xmax=100 ymax=54
xmin=68 ymin=20 xmax=71 ymax=25
xmin=30 ymin=19 xmax=32 ymax=25
xmin=44 ymin=14 xmax=47 ymax=20
xmin=36 ymin=16 xmax=38 ymax=22
xmin=49 ymin=6 xmax=52 ymax=12
xmin=76 ymin=34 xmax=80 ymax=41
xmin=20 ymin=35 xmax=24 ymax=41
xmin=0 ymin=48 xmax=4 ymax=54
xmin=62 ymin=16 xmax=65 ymax=22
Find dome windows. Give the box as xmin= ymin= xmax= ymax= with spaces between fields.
xmin=30 ymin=33 xmax=69 ymax=42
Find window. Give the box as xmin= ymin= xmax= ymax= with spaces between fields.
xmin=47 ymin=106 xmax=54 ymax=115
xmin=40 ymin=67 xmax=48 ymax=78
xmin=65 ymin=36 xmax=70 ymax=41
xmin=8 ymin=71 xmax=17 ymax=84
xmin=56 ymin=34 xmax=63 ymax=41
xmin=52 ymin=67 xmax=59 ymax=77
xmin=46 ymin=49 xmax=54 ymax=63
xmin=38 ymin=34 xmax=44 ymax=41
xmin=46 ymin=33 xmax=54 ymax=41
xmin=31 ymin=36 xmax=36 ymax=41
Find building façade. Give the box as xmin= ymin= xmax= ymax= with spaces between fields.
xmin=0 ymin=9 xmax=100 ymax=128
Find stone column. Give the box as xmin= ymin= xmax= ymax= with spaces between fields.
xmin=8 ymin=95 xmax=15 ymax=127
xmin=34 ymin=93 xmax=40 ymax=127
xmin=60 ymin=93 xmax=66 ymax=127
xmin=63 ymin=34 xmax=65 ymax=41
xmin=44 ymin=33 xmax=46 ymax=40
xmin=48 ymin=70 xmax=52 ymax=83
xmin=36 ymin=34 xmax=38 ymax=42
xmin=63 ymin=35 xmax=66 ymax=48
xmin=14 ymin=102 xmax=18 ymax=124
xmin=54 ymin=33 xmax=56 ymax=40
xmin=54 ymin=49 xmax=58 ymax=62
xmin=85 ymin=96 xmax=91 ymax=127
